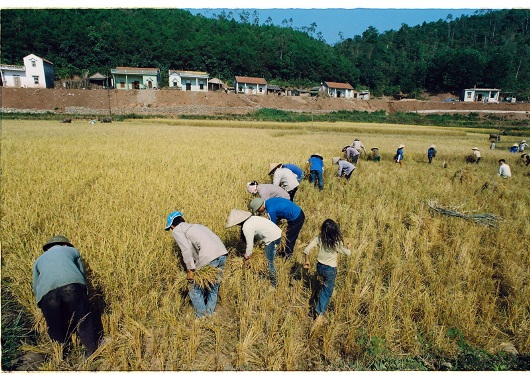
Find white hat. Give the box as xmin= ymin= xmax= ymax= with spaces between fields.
xmin=513 ymin=143 xmax=519 ymax=147
xmin=332 ymin=157 xmax=340 ymax=164
xmin=371 ymin=147 xmax=378 ymax=150
xmin=398 ymin=144 xmax=405 ymax=149
xmin=472 ymin=147 xmax=479 ymax=150
xmin=429 ymin=145 xmax=436 ymax=149
xmin=225 ymin=209 xmax=252 ymax=228
xmin=311 ymin=153 xmax=323 ymax=160
xmin=268 ymin=163 xmax=282 ymax=175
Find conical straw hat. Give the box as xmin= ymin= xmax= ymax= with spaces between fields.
xmin=225 ymin=209 xmax=252 ymax=228
xmin=268 ymin=163 xmax=282 ymax=174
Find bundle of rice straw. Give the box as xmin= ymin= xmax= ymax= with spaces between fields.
xmin=175 ymin=265 xmax=220 ymax=291
xmin=427 ymin=200 xmax=504 ymax=228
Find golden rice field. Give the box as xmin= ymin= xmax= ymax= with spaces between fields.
xmin=1 ymin=119 xmax=529 ymax=370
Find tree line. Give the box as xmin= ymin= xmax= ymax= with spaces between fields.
xmin=1 ymin=8 xmax=528 ymax=98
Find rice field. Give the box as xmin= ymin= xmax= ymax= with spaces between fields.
xmin=1 ymin=119 xmax=529 ymax=370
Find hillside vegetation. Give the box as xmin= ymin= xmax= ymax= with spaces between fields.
xmin=1 ymin=9 xmax=529 ymax=97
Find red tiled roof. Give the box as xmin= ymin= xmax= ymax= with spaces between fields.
xmin=235 ymin=76 xmax=267 ymax=85
xmin=324 ymin=81 xmax=354 ymax=90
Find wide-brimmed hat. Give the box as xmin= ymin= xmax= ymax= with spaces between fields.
xmin=513 ymin=143 xmax=519 ymax=147
xmin=371 ymin=147 xmax=378 ymax=150
xmin=268 ymin=163 xmax=282 ymax=175
xmin=43 ymin=235 xmax=73 ymax=251
xmin=522 ymin=140 xmax=527 ymax=143
xmin=332 ymin=156 xmax=340 ymax=165
xmin=248 ymin=198 xmax=265 ymax=213
xmin=354 ymin=138 xmax=360 ymax=141
xmin=225 ymin=209 xmax=252 ymax=228
xmin=342 ymin=145 xmax=350 ymax=151
xmin=398 ymin=144 xmax=405 ymax=149
xmin=472 ymin=147 xmax=479 ymax=150
xmin=429 ymin=145 xmax=436 ymax=149
xmin=165 ymin=210 xmax=183 ymax=230
xmin=310 ymin=153 xmax=323 ymax=160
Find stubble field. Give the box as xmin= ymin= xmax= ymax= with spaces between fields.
xmin=1 ymin=119 xmax=529 ymax=370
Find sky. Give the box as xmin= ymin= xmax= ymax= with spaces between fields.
xmin=186 ymin=8 xmax=481 ymax=45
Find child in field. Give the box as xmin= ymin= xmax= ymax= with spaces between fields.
xmin=307 ymin=153 xmax=325 ymax=190
xmin=303 ymin=219 xmax=351 ymax=319
xmin=225 ymin=209 xmax=282 ymax=286
xmin=165 ymin=211 xmax=228 ymax=318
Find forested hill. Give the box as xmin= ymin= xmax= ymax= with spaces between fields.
xmin=1 ymin=9 xmax=529 ymax=97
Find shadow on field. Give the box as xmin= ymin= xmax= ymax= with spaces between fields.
xmin=83 ymin=261 xmax=106 ymax=345
xmin=290 ymin=263 xmax=322 ymax=319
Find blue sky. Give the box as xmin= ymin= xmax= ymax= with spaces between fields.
xmin=186 ymin=8 xmax=480 ymax=45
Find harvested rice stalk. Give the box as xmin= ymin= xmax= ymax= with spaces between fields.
xmin=427 ymin=200 xmax=504 ymax=228
xmin=175 ymin=265 xmax=220 ymax=292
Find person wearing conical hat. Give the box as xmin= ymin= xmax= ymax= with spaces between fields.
xmin=249 ymin=197 xmax=305 ymax=260
xmin=342 ymin=145 xmax=359 ymax=165
xmin=165 ymin=211 xmax=228 ymax=319
xmin=509 ymin=144 xmax=519 ymax=153
xmin=307 ymin=153 xmax=325 ymax=191
xmin=519 ymin=140 xmax=528 ymax=153
xmin=472 ymin=147 xmax=481 ymax=163
xmin=246 ymin=181 xmax=290 ymax=201
xmin=332 ymin=157 xmax=355 ymax=179
xmin=225 ymin=209 xmax=282 ymax=286
xmin=427 ymin=145 xmax=437 ymax=164
xmin=268 ymin=163 xmax=300 ymax=201
xmin=32 ymin=235 xmax=100 ymax=357
xmin=370 ymin=147 xmax=381 ymax=162
xmin=394 ymin=145 xmax=405 ymax=166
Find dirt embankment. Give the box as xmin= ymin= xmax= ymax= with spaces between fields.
xmin=2 ymin=87 xmax=530 ymax=119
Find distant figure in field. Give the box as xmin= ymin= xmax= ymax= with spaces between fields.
xmin=269 ymin=163 xmax=300 ymax=201
xmin=471 ymin=147 xmax=481 ymax=163
xmin=342 ymin=145 xmax=359 ymax=165
xmin=519 ymin=140 xmax=528 ymax=152
xmin=249 ymin=197 xmax=305 ymax=259
xmin=307 ymin=153 xmax=325 ymax=191
xmin=370 ymin=147 xmax=381 ymax=162
xmin=394 ymin=145 xmax=405 ymax=166
xmin=332 ymin=157 xmax=355 ymax=180
xmin=509 ymin=144 xmax=519 ymax=153
xmin=490 ymin=140 xmax=496 ymax=150
xmin=165 ymin=211 xmax=228 ymax=319
xmin=427 ymin=145 xmax=437 ymax=164
xmin=246 ymin=181 xmax=290 ymax=201
xmin=282 ymin=163 xmax=304 ymax=182
xmin=225 ymin=209 xmax=282 ymax=286
xmin=303 ymin=219 xmax=350 ymax=320
xmin=32 ymin=235 xmax=99 ymax=357
xmin=498 ymin=159 xmax=512 ymax=178
xmin=521 ymin=153 xmax=530 ymax=166
xmin=351 ymin=138 xmax=366 ymax=157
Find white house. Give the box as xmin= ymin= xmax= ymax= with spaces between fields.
xmin=0 ymin=54 xmax=54 ymax=88
xmin=460 ymin=88 xmax=500 ymax=103
xmin=168 ymin=70 xmax=209 ymax=91
xmin=234 ymin=76 xmax=267 ymax=95
xmin=323 ymin=81 xmax=354 ymax=98
xmin=111 ymin=67 xmax=160 ymax=90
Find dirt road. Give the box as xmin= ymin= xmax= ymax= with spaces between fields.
xmin=2 ymin=87 xmax=529 ymax=120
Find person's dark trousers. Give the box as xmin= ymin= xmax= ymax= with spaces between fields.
xmin=288 ymin=186 xmax=298 ymax=201
xmin=345 ymin=171 xmax=354 ymax=180
xmin=284 ymin=209 xmax=305 ymax=258
xmin=352 ymin=155 xmax=359 ymax=164
xmin=38 ymin=283 xmax=98 ymax=356
xmin=310 ymin=170 xmax=323 ymax=190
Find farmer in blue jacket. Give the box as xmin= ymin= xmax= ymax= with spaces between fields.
xmin=249 ymin=197 xmax=305 ymax=259
xmin=307 ymin=153 xmax=325 ymax=190
xmin=32 ymin=235 xmax=99 ymax=357
xmin=427 ymin=145 xmax=437 ymax=164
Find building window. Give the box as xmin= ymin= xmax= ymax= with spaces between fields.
xmin=33 ymin=76 xmax=39 ymax=84
xmin=120 ymin=81 xmax=125 ymax=88
xmin=259 ymin=87 xmax=262 ymax=93
xmin=199 ymin=83 xmax=204 ymax=90
xmin=467 ymin=92 xmax=472 ymax=98
xmin=173 ymin=81 xmax=178 ymax=87
xmin=31 ymin=60 xmax=36 ymax=67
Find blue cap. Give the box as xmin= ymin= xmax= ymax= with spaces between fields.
xmin=165 ymin=210 xmax=183 ymax=230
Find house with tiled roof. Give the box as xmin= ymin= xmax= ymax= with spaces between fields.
xmin=169 ymin=70 xmax=209 ymax=91
xmin=234 ymin=76 xmax=267 ymax=95
xmin=0 ymin=54 xmax=54 ymax=88
xmin=111 ymin=67 xmax=160 ymax=90
xmin=323 ymin=81 xmax=354 ymax=98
